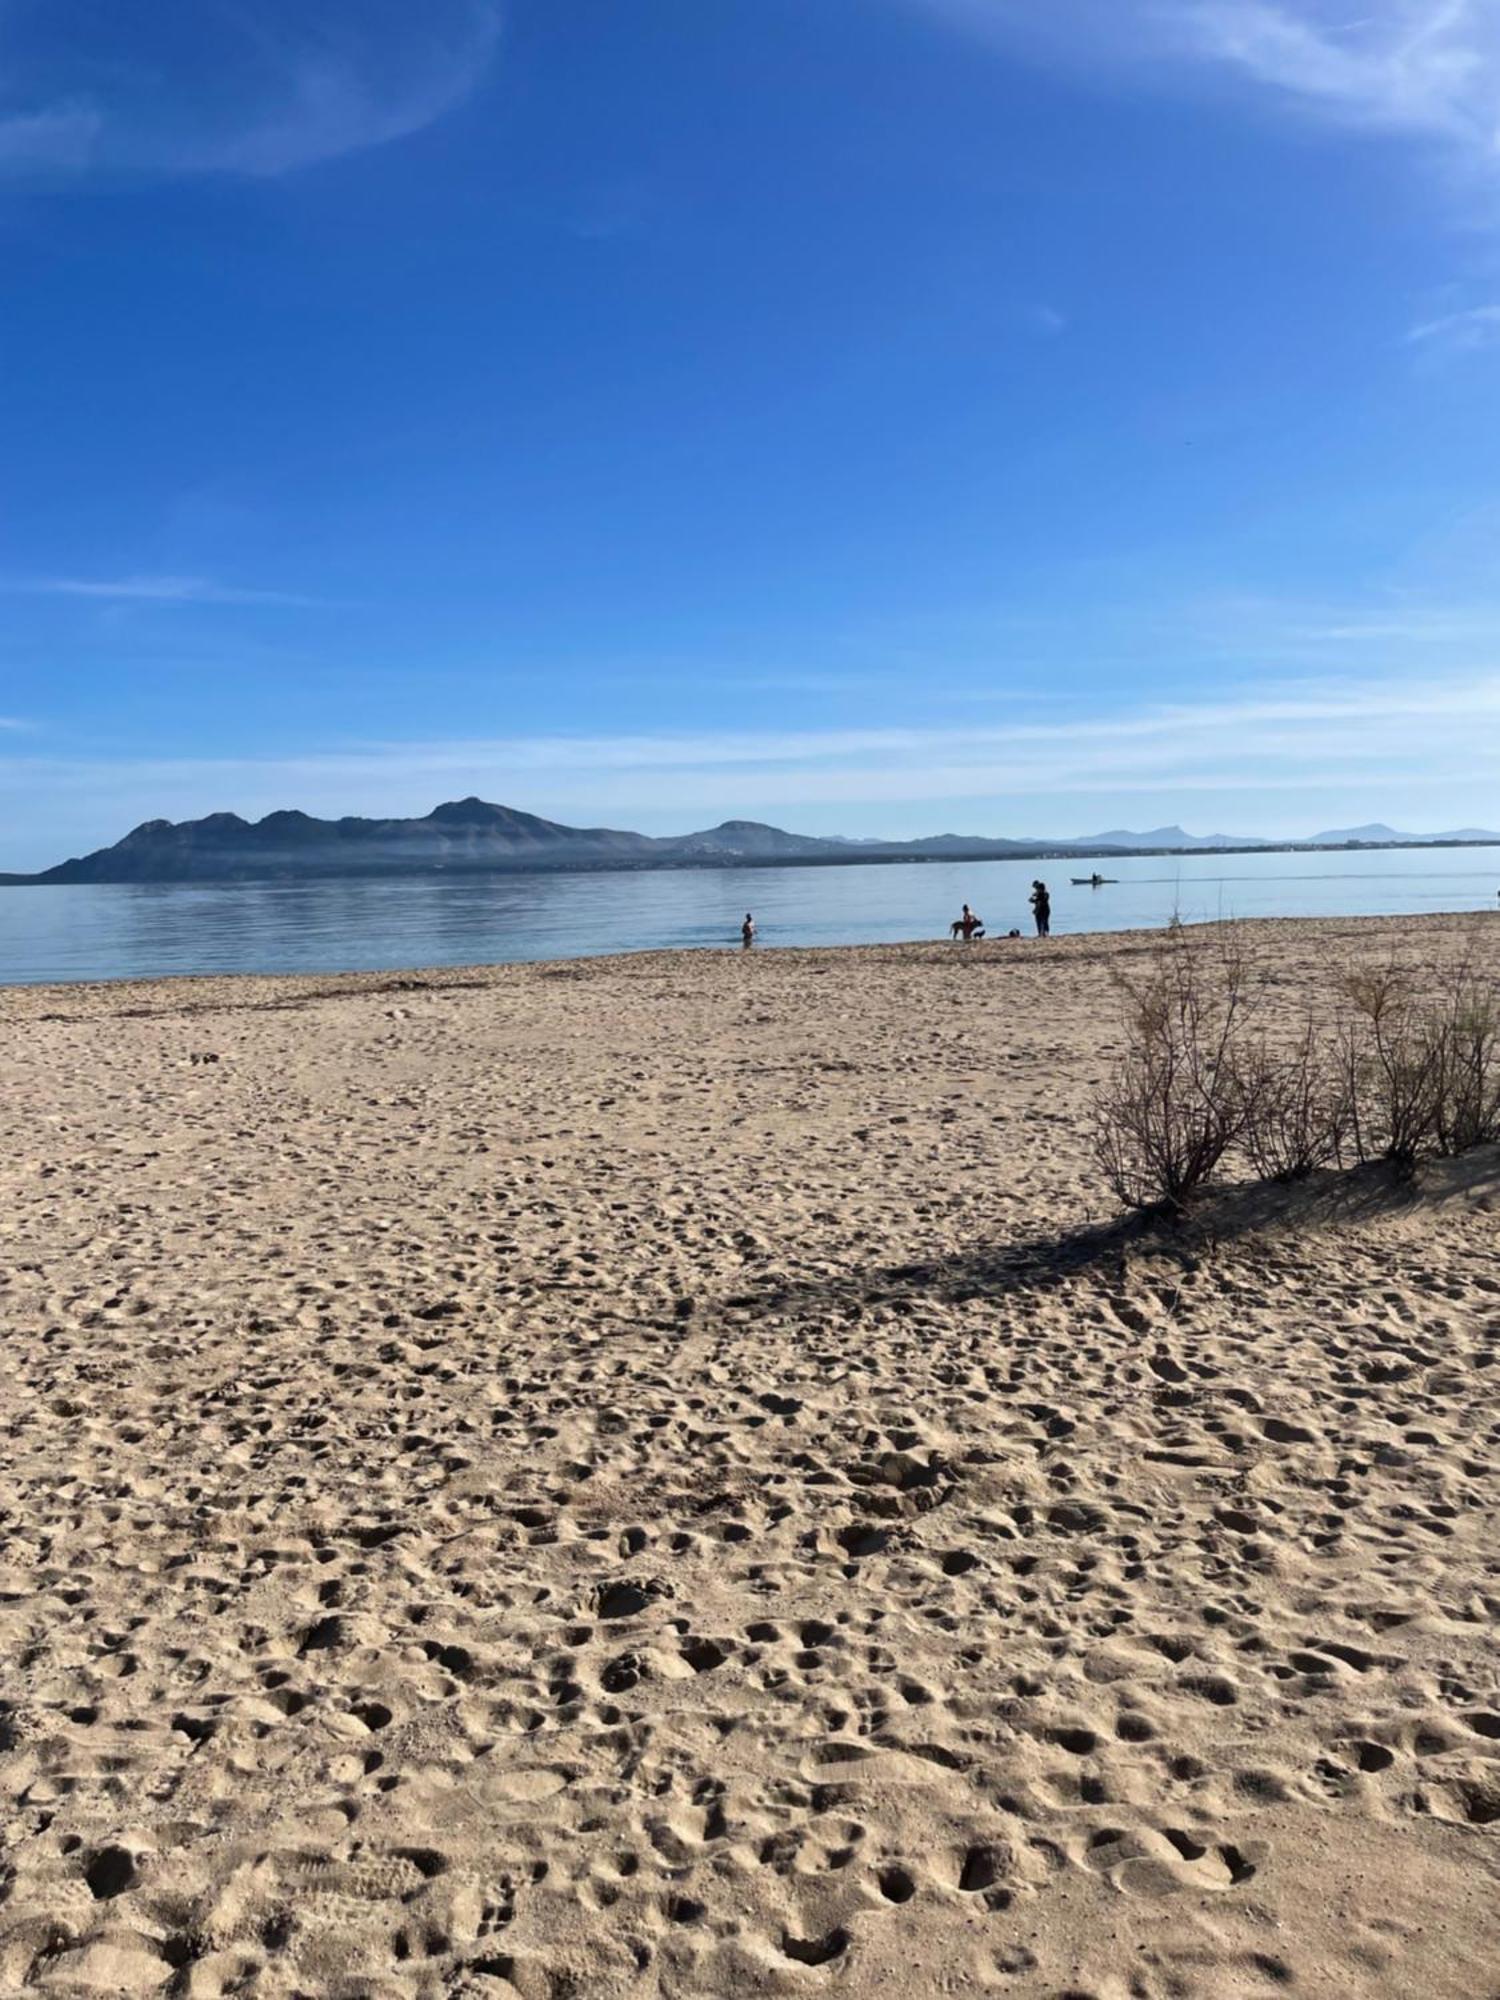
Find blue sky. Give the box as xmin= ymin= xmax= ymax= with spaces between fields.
xmin=3 ymin=0 xmax=1499 ymax=868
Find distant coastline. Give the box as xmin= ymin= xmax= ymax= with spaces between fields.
xmin=12 ymin=837 xmax=1500 ymax=889
xmin=4 ymin=798 xmax=1499 ymax=888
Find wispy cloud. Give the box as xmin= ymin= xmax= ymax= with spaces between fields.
xmin=0 ymin=0 xmax=499 ymax=183
xmin=1406 ymin=302 xmax=1500 ymax=352
xmin=1178 ymin=1 xmax=1500 ymax=145
xmin=1189 ymin=593 xmax=1500 ymax=653
xmin=908 ymin=1 xmax=1500 ymax=169
xmin=3 ymin=575 xmax=320 ymax=607
xmin=1023 ymin=302 xmax=1068 ymax=335
xmin=0 ymin=100 xmax=101 ymax=171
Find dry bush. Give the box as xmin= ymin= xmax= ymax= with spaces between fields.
xmin=1094 ymin=933 xmax=1500 ymax=1218
xmin=1092 ymin=929 xmax=1256 ymax=1213
xmin=1425 ymin=961 xmax=1500 ymax=1156
xmin=1332 ymin=963 xmax=1445 ymax=1171
xmin=1239 ymin=1015 xmax=1352 ymax=1181
xmin=1330 ymin=954 xmax=1500 ymax=1167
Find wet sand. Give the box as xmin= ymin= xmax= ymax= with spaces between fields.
xmin=2 ymin=915 xmax=1498 ymax=1997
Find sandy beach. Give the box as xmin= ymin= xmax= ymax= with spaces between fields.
xmin=2 ymin=913 xmax=1498 ymax=1999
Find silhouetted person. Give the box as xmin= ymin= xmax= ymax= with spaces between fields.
xmin=1029 ymin=880 xmax=1051 ymax=937
xmin=741 ymin=912 xmax=756 ymax=947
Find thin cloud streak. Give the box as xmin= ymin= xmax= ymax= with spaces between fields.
xmin=1153 ymin=593 xmax=1500 ymax=660
xmin=1290 ymin=612 xmax=1500 ymax=640
xmin=907 ymin=1 xmax=1500 ymax=169
xmin=0 ymin=1 xmax=500 ymax=183
xmin=1407 ymin=303 xmax=1500 ymax=351
xmin=0 ymin=100 xmax=101 ymax=170
xmin=4 ymin=576 xmax=322 ymax=607
xmin=205 ymin=5 xmax=501 ymax=178
xmin=1179 ymin=0 xmax=1499 ymax=145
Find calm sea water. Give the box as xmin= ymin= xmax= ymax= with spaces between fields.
xmin=2 ymin=848 xmax=1498 ymax=986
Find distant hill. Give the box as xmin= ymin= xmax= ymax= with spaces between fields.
xmin=662 ymin=819 xmax=836 ymax=860
xmin=1080 ymin=826 xmax=1273 ymax=851
xmin=1311 ymin=823 xmax=1500 ymax=845
xmin=23 ymin=799 xmax=658 ymax=884
xmin=900 ymin=832 xmax=1041 ymax=855
xmin=5 ymin=799 xmax=1498 ymax=885
xmin=10 ymin=800 xmax=880 ymax=884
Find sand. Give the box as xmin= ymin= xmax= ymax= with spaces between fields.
xmin=1 ymin=913 xmax=1498 ymax=1999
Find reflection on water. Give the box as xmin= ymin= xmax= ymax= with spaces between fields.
xmin=1 ymin=848 xmax=1498 ymax=986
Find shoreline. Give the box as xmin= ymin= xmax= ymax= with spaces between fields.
xmin=2 ymin=905 xmax=1496 ymax=1011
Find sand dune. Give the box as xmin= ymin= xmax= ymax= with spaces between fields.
xmin=2 ymin=915 xmax=1498 ymax=1997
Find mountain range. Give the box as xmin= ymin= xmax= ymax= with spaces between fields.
xmin=3 ymin=799 xmax=1498 ymax=886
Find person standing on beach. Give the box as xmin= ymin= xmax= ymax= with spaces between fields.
xmin=741 ymin=913 xmax=756 ymax=947
xmin=1029 ymin=880 xmax=1051 ymax=937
